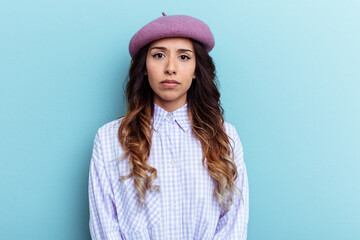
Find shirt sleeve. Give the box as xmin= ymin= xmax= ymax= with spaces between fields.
xmin=213 ymin=125 xmax=249 ymax=240
xmin=88 ymin=130 xmax=122 ymax=240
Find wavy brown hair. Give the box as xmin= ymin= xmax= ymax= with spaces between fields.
xmin=118 ymin=39 xmax=239 ymax=210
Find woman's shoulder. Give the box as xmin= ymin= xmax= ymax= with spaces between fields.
xmin=223 ymin=121 xmax=240 ymax=140
xmin=93 ymin=118 xmax=124 ymax=159
xmin=223 ymin=120 xmax=244 ymax=154
xmin=95 ymin=117 xmax=123 ymax=140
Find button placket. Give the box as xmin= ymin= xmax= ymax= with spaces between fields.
xmin=164 ymin=113 xmax=182 ymax=238
xmin=166 ymin=113 xmax=172 ymax=121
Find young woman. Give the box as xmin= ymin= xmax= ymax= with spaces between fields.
xmin=88 ymin=13 xmax=249 ymax=240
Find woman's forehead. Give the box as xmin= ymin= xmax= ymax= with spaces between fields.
xmin=149 ymin=38 xmax=194 ymax=50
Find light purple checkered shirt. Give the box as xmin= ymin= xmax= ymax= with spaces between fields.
xmin=88 ymin=103 xmax=249 ymax=239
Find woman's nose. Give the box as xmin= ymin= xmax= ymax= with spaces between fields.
xmin=165 ymin=56 xmax=176 ymax=75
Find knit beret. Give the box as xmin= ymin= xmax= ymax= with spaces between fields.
xmin=129 ymin=12 xmax=215 ymax=58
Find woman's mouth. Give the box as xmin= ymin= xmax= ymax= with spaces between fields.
xmin=161 ymin=79 xmax=180 ymax=88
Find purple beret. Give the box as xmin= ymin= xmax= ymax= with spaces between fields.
xmin=129 ymin=12 xmax=215 ymax=58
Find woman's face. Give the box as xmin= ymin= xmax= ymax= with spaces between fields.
xmin=146 ymin=37 xmax=196 ymax=112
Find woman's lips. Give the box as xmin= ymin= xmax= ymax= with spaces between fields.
xmin=161 ymin=80 xmax=179 ymax=88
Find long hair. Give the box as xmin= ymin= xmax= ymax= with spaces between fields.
xmin=118 ymin=40 xmax=239 ymax=210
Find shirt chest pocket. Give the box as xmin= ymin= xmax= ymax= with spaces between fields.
xmin=115 ymin=176 xmax=161 ymax=237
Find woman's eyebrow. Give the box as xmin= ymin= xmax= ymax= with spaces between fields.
xmin=178 ymin=49 xmax=193 ymax=53
xmin=150 ymin=46 xmax=167 ymax=51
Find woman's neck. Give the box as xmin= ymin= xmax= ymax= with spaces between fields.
xmin=153 ymin=98 xmax=187 ymax=112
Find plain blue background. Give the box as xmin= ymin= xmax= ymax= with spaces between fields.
xmin=1 ymin=0 xmax=359 ymax=239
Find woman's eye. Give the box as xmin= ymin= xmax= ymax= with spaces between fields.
xmin=180 ymin=55 xmax=190 ymax=60
xmin=152 ymin=53 xmax=165 ymax=58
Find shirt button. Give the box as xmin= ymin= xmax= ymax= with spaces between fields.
xmin=166 ymin=114 xmax=171 ymax=120
xmin=171 ymin=199 xmax=176 ymax=204
xmin=170 ymin=160 xmax=176 ymax=166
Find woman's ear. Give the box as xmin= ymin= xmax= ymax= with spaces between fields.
xmin=145 ymin=70 xmax=148 ymax=76
xmin=192 ymin=73 xmax=196 ymax=79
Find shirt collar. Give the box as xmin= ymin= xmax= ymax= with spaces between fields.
xmin=152 ymin=103 xmax=191 ymax=132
